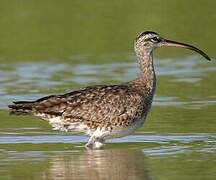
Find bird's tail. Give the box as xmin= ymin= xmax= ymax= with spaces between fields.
xmin=8 ymin=101 xmax=34 ymax=115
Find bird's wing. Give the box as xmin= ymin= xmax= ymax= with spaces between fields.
xmin=30 ymin=85 xmax=143 ymax=126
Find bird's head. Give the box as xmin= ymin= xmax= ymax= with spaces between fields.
xmin=135 ymin=31 xmax=211 ymax=61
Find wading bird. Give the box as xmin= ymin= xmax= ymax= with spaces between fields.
xmin=8 ymin=31 xmax=211 ymax=149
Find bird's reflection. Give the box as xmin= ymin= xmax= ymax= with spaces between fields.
xmin=41 ymin=149 xmax=150 ymax=180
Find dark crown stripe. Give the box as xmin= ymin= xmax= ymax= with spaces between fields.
xmin=136 ymin=31 xmax=158 ymax=40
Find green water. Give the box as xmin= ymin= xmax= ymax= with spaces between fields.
xmin=0 ymin=1 xmax=216 ymax=179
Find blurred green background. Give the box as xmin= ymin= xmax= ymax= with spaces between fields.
xmin=0 ymin=0 xmax=215 ymax=61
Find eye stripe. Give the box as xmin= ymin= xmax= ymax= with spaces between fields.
xmin=144 ymin=36 xmax=161 ymax=42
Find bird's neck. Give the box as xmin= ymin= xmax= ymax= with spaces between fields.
xmin=131 ymin=50 xmax=156 ymax=94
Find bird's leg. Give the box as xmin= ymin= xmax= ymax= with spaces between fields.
xmin=85 ymin=135 xmax=105 ymax=150
xmin=85 ymin=135 xmax=95 ymax=149
xmin=94 ymin=137 xmax=105 ymax=149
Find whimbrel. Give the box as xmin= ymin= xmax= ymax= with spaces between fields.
xmin=8 ymin=31 xmax=211 ymax=149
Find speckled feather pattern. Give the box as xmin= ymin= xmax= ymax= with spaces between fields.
xmin=10 ymin=83 xmax=154 ymax=133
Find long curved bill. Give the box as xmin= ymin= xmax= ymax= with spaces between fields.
xmin=162 ymin=39 xmax=211 ymax=61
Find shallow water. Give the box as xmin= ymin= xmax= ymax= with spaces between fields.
xmin=0 ymin=1 xmax=216 ymax=180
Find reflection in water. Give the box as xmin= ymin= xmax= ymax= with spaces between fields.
xmin=41 ymin=149 xmax=150 ymax=180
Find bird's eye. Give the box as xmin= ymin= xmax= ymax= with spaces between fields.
xmin=150 ymin=37 xmax=160 ymax=42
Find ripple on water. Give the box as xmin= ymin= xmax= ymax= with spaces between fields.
xmin=0 ymin=134 xmax=215 ymax=156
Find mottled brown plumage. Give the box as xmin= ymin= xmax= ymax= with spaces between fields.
xmin=8 ymin=31 xmax=211 ymax=149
